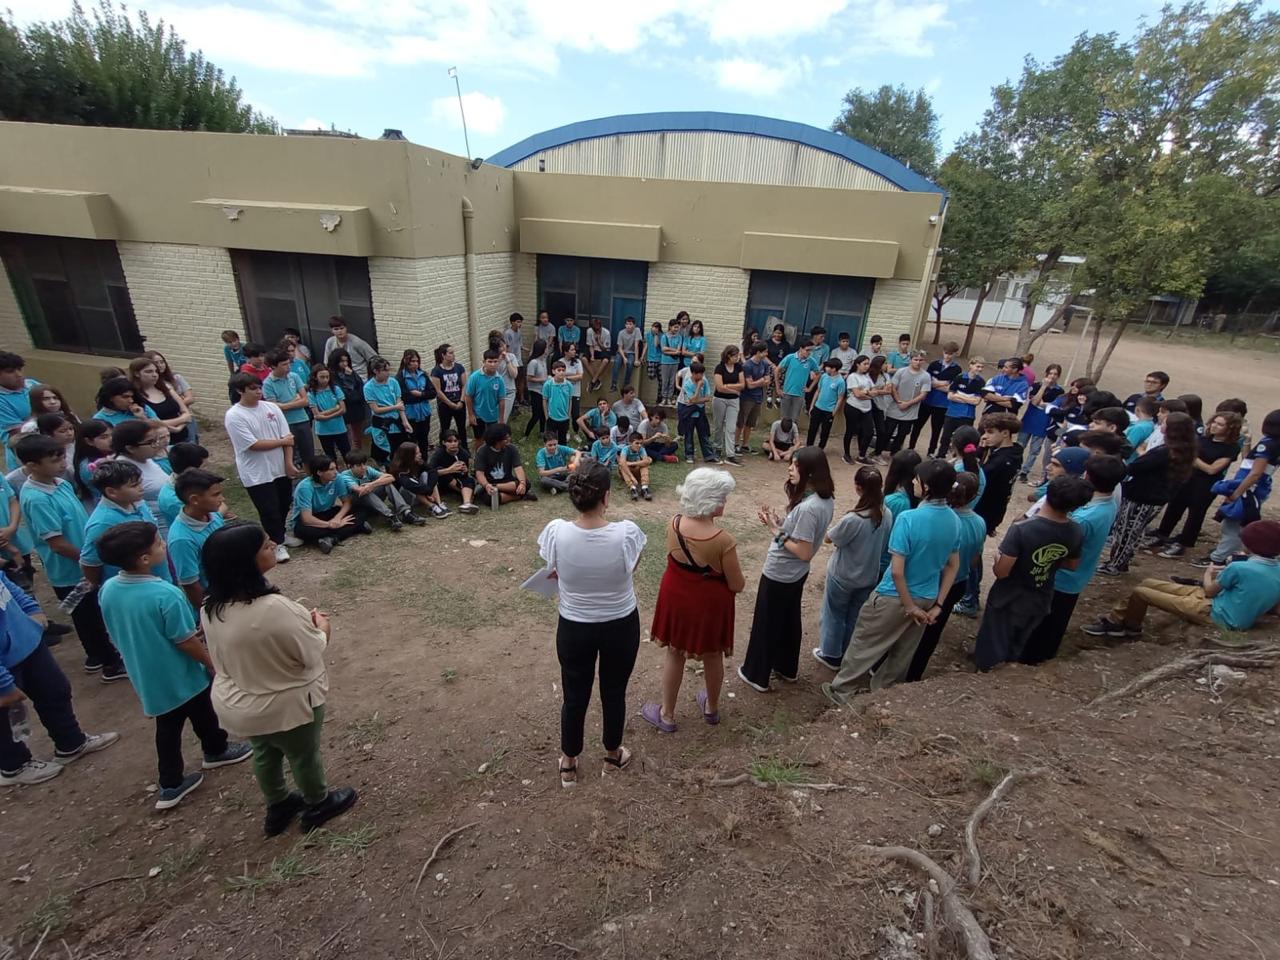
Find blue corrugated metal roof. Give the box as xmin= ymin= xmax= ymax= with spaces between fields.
xmin=487 ymin=111 xmax=945 ymax=195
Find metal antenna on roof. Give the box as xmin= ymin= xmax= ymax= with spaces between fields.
xmin=447 ymin=66 xmax=472 ymax=160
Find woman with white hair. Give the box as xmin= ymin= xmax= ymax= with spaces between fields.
xmin=642 ymin=468 xmax=745 ymax=732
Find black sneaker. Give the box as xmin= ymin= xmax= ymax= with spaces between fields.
xmin=299 ymin=786 xmax=358 ymax=833
xmin=357 ymin=521 xmax=374 ymax=535
xmin=1158 ymin=543 xmax=1185 ymax=558
xmin=1081 ymin=618 xmax=1140 ymax=638
xmin=629 ymin=485 xmax=639 ymax=501
xmin=842 ymin=454 xmax=854 ymax=465
xmin=390 ymin=517 xmax=404 ymax=532
xmin=100 ymin=663 xmax=129 ymax=683
xmin=263 ymin=792 xmax=307 ymax=838
xmin=401 ymin=511 xmax=428 ymax=526
xmin=84 ymin=658 xmax=103 ymax=674
xmin=685 ymin=456 xmax=694 ymax=464
xmin=1189 ymin=556 xmax=1215 ymax=568
xmin=523 ymin=491 xmax=539 ymax=502
xmin=155 ymin=772 xmax=204 ymax=811
xmin=641 ymin=486 xmax=652 ymax=501
xmin=44 ymin=621 xmax=72 ymax=637
xmin=317 ymin=537 xmax=335 ymax=555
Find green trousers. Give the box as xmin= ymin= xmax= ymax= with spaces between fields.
xmin=248 ymin=704 xmax=328 ymax=806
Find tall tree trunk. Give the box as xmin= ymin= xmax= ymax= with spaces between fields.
xmin=1084 ymin=314 xmax=1105 ymax=380
xmin=1025 ymin=293 xmax=1078 ymax=349
xmin=932 ymin=295 xmax=943 ymax=344
xmin=1092 ymin=315 xmax=1131 ymax=383
xmin=960 ymin=282 xmax=991 ymax=357
xmin=1014 ymin=248 xmax=1063 ymax=355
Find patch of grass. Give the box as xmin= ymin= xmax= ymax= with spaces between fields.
xmin=224 ymin=847 xmax=319 ymax=903
xmin=302 ymin=824 xmax=378 ymax=855
xmin=466 ymin=743 xmax=511 ymax=780
xmin=325 ymin=557 xmax=372 ymax=593
xmin=211 ymin=463 xmax=256 ymax=521
xmin=441 ymin=667 xmax=458 ymax=683
xmin=970 ymin=758 xmax=1009 ymax=789
xmin=344 ymin=712 xmax=388 ymax=747
xmin=749 ymin=756 xmax=811 ymax=786
xmin=157 ymin=844 xmax=207 ymax=880
xmin=744 ymin=708 xmax=797 ymax=743
xmin=21 ymin=892 xmax=73 ymax=938
xmin=218 ymin=788 xmax=255 ymax=813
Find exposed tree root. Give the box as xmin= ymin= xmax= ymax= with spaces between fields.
xmin=1089 ymin=646 xmax=1280 ymax=707
xmin=708 ymin=773 xmax=846 ymax=791
xmin=964 ymin=768 xmax=1047 ymax=887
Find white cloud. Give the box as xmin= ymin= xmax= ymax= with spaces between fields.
xmin=430 ymin=91 xmax=506 ymax=136
xmin=713 ymin=58 xmax=799 ymax=96
xmin=693 ymin=0 xmax=850 ymax=43
xmin=297 ymin=118 xmax=327 ymax=130
xmin=845 ymin=0 xmax=950 ymax=57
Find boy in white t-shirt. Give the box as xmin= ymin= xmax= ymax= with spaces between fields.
xmin=762 ymin=418 xmax=802 ymax=462
xmin=223 ymin=373 xmax=297 ymax=562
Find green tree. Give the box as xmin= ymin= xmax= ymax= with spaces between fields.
xmin=0 ymin=1 xmax=276 ymax=133
xmin=831 ymin=84 xmax=940 ymax=177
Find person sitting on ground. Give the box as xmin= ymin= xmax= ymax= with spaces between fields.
xmin=97 ymin=521 xmax=251 ymax=810
xmin=166 ymin=468 xmax=228 ymax=608
xmin=1084 ymin=519 xmax=1280 ymax=638
xmin=639 ymin=410 xmax=679 ymax=461
xmin=291 ymin=454 xmax=375 ymax=554
xmin=589 ymin=429 xmax=622 ymax=471
xmin=762 ymin=417 xmax=801 ymax=462
xmin=427 ymin=431 xmax=480 ymax=514
xmin=388 ymin=442 xmax=451 ymax=520
xmin=535 ymin=432 xmax=573 ymax=494
xmin=578 ymin=398 xmax=617 ymax=448
xmin=337 ymin=451 xmax=423 ymax=530
xmin=643 ymin=469 xmax=744 ymax=732
xmin=474 ymin=423 xmax=536 ymax=509
xmin=619 ymin=433 xmax=653 ymax=501
xmin=201 ymin=522 xmax=356 ymax=835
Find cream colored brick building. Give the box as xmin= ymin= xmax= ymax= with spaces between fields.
xmin=0 ymin=113 xmax=944 ymax=411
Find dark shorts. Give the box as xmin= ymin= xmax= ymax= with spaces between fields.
xmin=739 ymin=398 xmax=762 ymax=428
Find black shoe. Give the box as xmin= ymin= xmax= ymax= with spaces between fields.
xmin=318 ymin=537 xmax=335 ymax=555
xmin=390 ymin=517 xmax=404 ymax=532
xmin=100 ymin=663 xmax=129 ymax=683
xmin=401 ymin=511 xmax=428 ymax=526
xmin=357 ymin=521 xmax=374 ymax=535
xmin=44 ymin=621 xmax=72 ymax=637
xmin=263 ymin=792 xmax=307 ymax=838
xmin=1189 ymin=556 xmax=1215 ymax=568
xmin=299 ymin=787 xmax=358 ymax=833
xmin=83 ymin=658 xmax=103 ymax=674
xmin=523 ymin=491 xmax=539 ymax=502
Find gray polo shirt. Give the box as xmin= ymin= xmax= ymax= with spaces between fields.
xmin=887 ymin=367 xmax=932 ymax=421
xmin=762 ymin=493 xmax=836 ymax=584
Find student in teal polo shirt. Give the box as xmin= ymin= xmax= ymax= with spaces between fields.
xmin=80 ymin=460 xmax=172 ymax=585
xmin=93 ymin=377 xmax=159 ymax=428
xmin=291 ymin=455 xmax=372 ymax=553
xmin=15 ymin=435 xmax=126 ymax=681
xmin=156 ymin=443 xmax=211 ymax=527
xmin=308 ymin=366 xmax=350 ymax=463
xmin=0 ymin=471 xmax=35 ymax=586
xmin=556 ymin=315 xmax=582 ymax=358
xmin=535 ymin=432 xmax=572 ymax=493
xmin=578 ymin=398 xmax=617 ymax=447
xmin=166 ymin=468 xmax=228 ymax=608
xmin=658 ymin=319 xmax=684 ymax=405
xmin=362 ymin=356 xmax=410 ymax=465
xmin=97 ymin=522 xmax=250 ymax=810
xmin=338 ymin=451 xmax=423 ymax=529
xmin=886 ymin=333 xmax=913 ymax=372
xmin=0 ymin=352 xmax=39 ymax=472
xmin=774 ymin=339 xmax=819 ymax=424
xmin=589 ymin=433 xmax=622 ymax=470
xmin=464 ymin=350 xmax=509 ymax=443
xmin=283 ymin=340 xmax=311 ymax=387
xmin=806 ymin=357 xmax=846 ymax=449
xmin=682 ymin=320 xmax=707 ymax=369
xmin=543 ymin=361 xmax=575 ymax=446
xmin=262 ymin=350 xmax=314 ymax=466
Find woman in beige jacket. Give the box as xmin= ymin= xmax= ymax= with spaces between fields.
xmin=200 ymin=523 xmax=356 ymax=836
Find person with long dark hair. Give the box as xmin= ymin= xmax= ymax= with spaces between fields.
xmin=823 ymin=459 xmax=960 ymax=700
xmin=129 ymin=356 xmax=192 ymax=443
xmin=326 ymin=349 xmax=367 ymax=452
xmin=867 ymin=355 xmax=893 ymax=460
xmin=396 ymin=349 xmax=435 ymax=455
xmin=1155 ymin=410 xmax=1242 ymax=558
xmin=813 ymin=466 xmax=892 ymax=670
xmin=200 ymin=522 xmax=356 ymax=835
xmin=841 ymin=355 xmax=875 ymax=464
xmin=537 ymin=459 xmax=646 ymax=787
xmin=1100 ymin=411 xmax=1197 ymax=576
xmin=429 ymin=343 xmax=468 ymax=449
xmin=739 ymin=447 xmax=836 ymax=692
xmin=523 ymin=339 xmax=549 ymax=439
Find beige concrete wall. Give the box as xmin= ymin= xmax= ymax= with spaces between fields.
xmin=643 ymin=262 xmax=750 ymax=402
xmin=367 ymin=256 xmax=472 ymax=370
xmin=474 ymin=252 xmax=520 ymax=344
xmin=116 ymin=241 xmax=244 ymax=408
xmin=864 ymin=278 xmax=921 ymax=348
xmin=514 ymin=171 xmax=942 ymax=281
xmin=0 ymin=266 xmax=34 ymax=352
xmin=0 ymin=122 xmax=515 ymax=260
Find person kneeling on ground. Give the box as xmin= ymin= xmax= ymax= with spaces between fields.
xmin=475 ymin=423 xmax=537 ymax=509
xmin=428 ymin=431 xmax=480 ymax=514
xmin=292 ymin=455 xmax=374 ymax=554
xmin=1083 ymin=519 xmax=1280 ymax=638
xmin=619 ymin=433 xmax=654 ymax=501
xmin=337 ymin=452 xmax=425 ymax=531
xmin=762 ymin=418 xmax=801 ymax=462
xmin=97 ymin=521 xmax=251 ymax=810
xmin=536 ymin=432 xmax=573 ymax=494
xmin=389 ymin=442 xmax=452 ymax=519
xmin=200 ymin=522 xmax=356 ymax=836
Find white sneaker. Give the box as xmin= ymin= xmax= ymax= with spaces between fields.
xmin=275 ymin=544 xmax=291 ymax=563
xmin=54 ymin=731 xmax=120 ymax=765
xmin=283 ymin=534 xmax=303 ymax=548
xmin=0 ymin=759 xmax=64 ymax=786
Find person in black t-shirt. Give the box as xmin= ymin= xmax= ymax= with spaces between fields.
xmin=428 ymin=430 xmax=480 ymax=514
xmin=1153 ymin=411 xmax=1242 ymax=557
xmin=973 ymin=476 xmax=1090 ymax=670
xmin=954 ymin=412 xmax=1025 ymax=617
xmin=473 ymin=422 xmax=536 ymax=509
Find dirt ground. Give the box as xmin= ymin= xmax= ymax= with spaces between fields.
xmin=2 ymin=329 xmax=1279 ymax=960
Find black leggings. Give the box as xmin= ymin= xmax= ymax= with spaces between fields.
xmin=1155 ymin=475 xmax=1217 ymax=548
xmin=935 ymin=416 xmax=974 ymax=461
xmin=319 ymin=432 xmax=352 ymax=462
xmin=547 ymin=418 xmax=570 ymax=445
xmin=524 ymin=392 xmax=547 ymax=439
xmin=409 ymin=416 xmax=433 ymax=454
xmin=154 ymin=683 xmax=227 ymax=789
xmin=915 ymin=406 xmax=948 ymax=455
xmin=842 ymin=407 xmax=873 ymax=458
xmin=905 ymin=580 xmax=966 ymax=682
xmin=245 ymin=475 xmax=294 ymax=544
xmin=806 ymin=408 xmax=835 ymax=448
xmin=438 ymin=402 xmax=467 ymax=448
xmin=294 ymin=504 xmax=370 ymax=544
xmin=871 ymin=407 xmax=889 ymax=454
xmin=556 ymin=609 xmax=640 ymax=757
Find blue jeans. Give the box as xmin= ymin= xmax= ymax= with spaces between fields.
xmin=961 ymin=553 xmax=983 ymax=608
xmin=819 ymin=573 xmax=874 ymax=661
xmin=1018 ymin=432 xmax=1051 ymax=479
xmin=611 ymin=353 xmax=635 ymax=389
xmin=678 ymin=405 xmax=715 ymax=460
xmin=0 ymin=642 xmax=86 ymax=773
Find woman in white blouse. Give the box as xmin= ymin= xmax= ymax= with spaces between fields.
xmin=537 ymin=458 xmax=646 ymax=788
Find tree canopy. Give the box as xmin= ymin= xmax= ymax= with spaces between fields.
xmin=0 ymin=0 xmax=276 ymax=134
xmin=831 ymin=84 xmax=940 ymax=177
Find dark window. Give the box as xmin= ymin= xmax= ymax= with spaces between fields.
xmin=230 ymin=251 xmax=377 ymax=360
xmin=745 ymin=271 xmax=873 ymax=348
xmin=536 ymin=255 xmax=648 ymax=342
xmin=0 ymin=234 xmax=142 ymax=356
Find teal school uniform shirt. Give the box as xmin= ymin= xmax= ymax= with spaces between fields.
xmin=586 ymin=408 xmax=617 ymax=432
xmin=777 ymin=354 xmax=818 ymax=397
xmin=544 ymin=380 xmax=573 ymax=421
xmin=80 ymin=498 xmax=172 ymax=582
xmin=289 ymin=357 xmax=311 ymax=385
xmin=887 ymin=350 xmax=912 ymax=370
xmin=809 ymin=342 xmax=831 ymax=367
xmin=93 ymin=407 xmax=159 ymax=427
xmin=590 ymin=439 xmax=621 ymax=468
xmin=363 ymin=378 xmax=405 ymax=443
xmin=464 ymin=371 xmax=506 ymax=423
xmin=223 ymin=342 xmax=246 ymax=369
xmin=263 ymin=372 xmax=309 ymax=425
xmin=952 ymin=508 xmax=988 ymax=585
xmin=876 ymin=501 xmax=960 ymax=599
xmin=157 ymin=478 xmax=182 ymax=527
xmin=1211 ymin=557 xmax=1280 ymax=631
xmin=682 ymin=335 xmax=706 ymax=366
xmin=19 ymin=477 xmax=90 ymax=588
xmin=338 ymin=465 xmax=384 ymax=489
xmin=558 ymin=324 xmax=581 ymax=348
xmin=646 ymin=332 xmax=663 ymax=362
xmin=1125 ymin=420 xmax=1155 ymax=457
xmin=293 ymin=475 xmax=354 ymax=515
xmin=98 ymin=574 xmax=207 ymax=717
xmin=1053 ymin=496 xmax=1118 ymax=594
xmin=659 ymin=333 xmax=683 ymax=365
xmin=0 ymin=378 xmax=38 ymax=471
xmin=168 ymin=511 xmax=225 ymax=587
xmin=536 ymin=447 xmax=569 ymax=472
xmin=623 ymin=445 xmax=648 ymax=462
xmin=813 ymin=372 xmax=846 ymax=412
xmin=0 ymin=473 xmax=33 ymax=554
xmin=679 ymin=376 xmax=712 ymax=412
xmin=310 ymin=386 xmax=348 ymax=436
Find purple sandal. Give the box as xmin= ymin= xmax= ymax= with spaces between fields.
xmin=697 ymin=689 xmax=720 ymax=725
xmin=641 ymin=703 xmax=677 ymax=733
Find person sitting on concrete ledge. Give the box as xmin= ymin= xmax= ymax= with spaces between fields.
xmin=1082 ymin=519 xmax=1280 ymax=639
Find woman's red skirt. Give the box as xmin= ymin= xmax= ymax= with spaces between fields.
xmin=649 ymin=555 xmax=735 ymax=658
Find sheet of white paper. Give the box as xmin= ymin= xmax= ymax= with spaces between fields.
xmin=521 ymin=567 xmax=558 ymax=599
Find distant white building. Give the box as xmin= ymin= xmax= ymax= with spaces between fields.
xmin=941 ymin=256 xmax=1084 ymax=330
